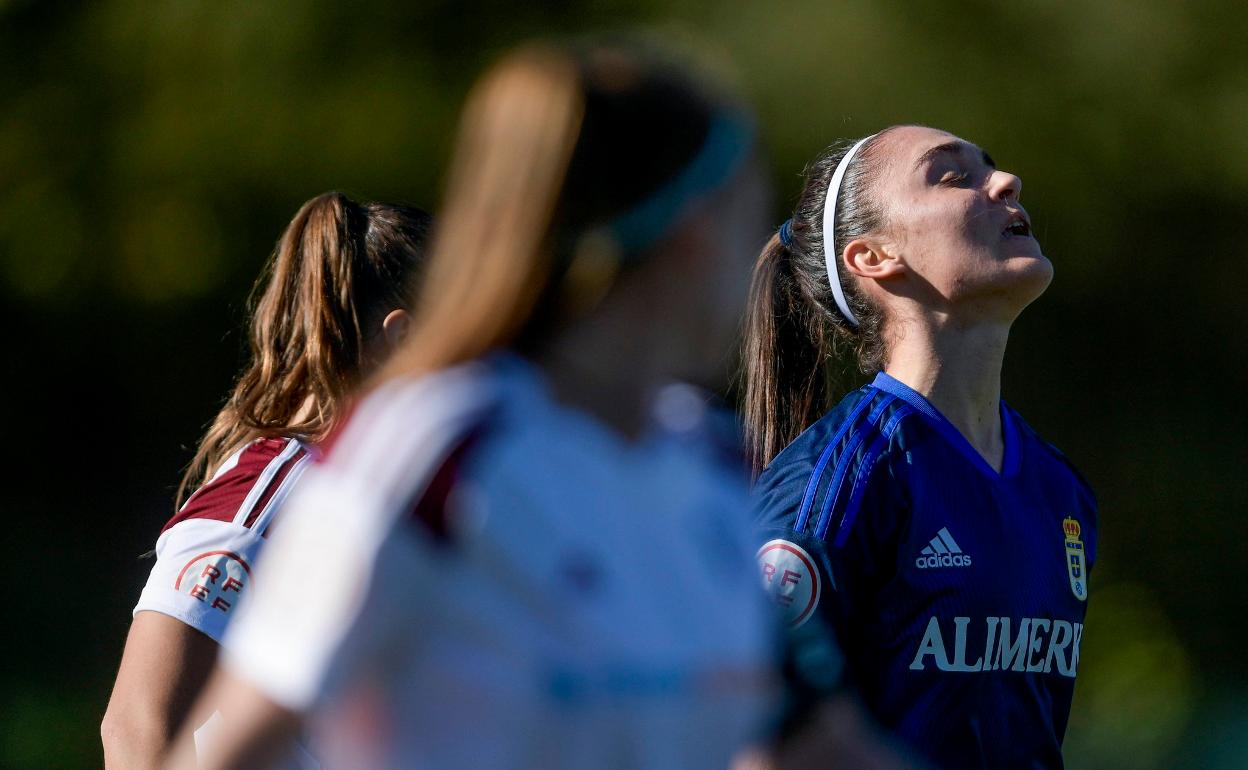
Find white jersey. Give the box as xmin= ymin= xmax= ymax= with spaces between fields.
xmin=222 ymin=356 xmax=784 ymax=769
xmin=134 ymin=435 xmax=322 ymax=769
xmin=134 ymin=436 xmax=313 ymax=642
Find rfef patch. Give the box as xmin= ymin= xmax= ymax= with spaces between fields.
xmin=756 ymin=539 xmax=822 ymax=628
xmin=175 ymin=550 xmax=251 ymax=613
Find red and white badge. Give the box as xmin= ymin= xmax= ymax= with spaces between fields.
xmin=756 ymin=539 xmax=822 ymax=628
xmin=175 ymin=550 xmax=251 ymax=614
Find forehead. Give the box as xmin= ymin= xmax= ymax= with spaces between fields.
xmin=876 ymin=125 xmax=969 ymax=168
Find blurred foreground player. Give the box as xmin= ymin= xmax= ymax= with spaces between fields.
xmin=102 ymin=193 xmax=431 ymax=769
xmin=743 ymin=126 xmax=1098 ymax=769
xmin=166 ymin=42 xmax=909 ymax=770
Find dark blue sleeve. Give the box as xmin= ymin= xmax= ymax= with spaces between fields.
xmin=754 ymin=440 xmax=910 ymax=644
xmin=1073 ymin=466 xmax=1099 ymax=573
xmin=752 ymin=464 xmax=852 ymax=734
xmin=1040 ymin=433 xmax=1100 ymax=569
xmin=818 ymin=447 xmax=911 ymax=639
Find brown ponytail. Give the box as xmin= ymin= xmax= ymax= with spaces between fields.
xmin=742 ymin=134 xmax=895 ymax=473
xmin=177 ymin=192 xmax=431 ymax=507
xmin=742 ymin=233 xmax=835 ymax=474
xmin=383 ymin=47 xmax=586 ymax=377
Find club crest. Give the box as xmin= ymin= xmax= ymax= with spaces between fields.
xmin=1063 ymin=517 xmax=1087 ymax=601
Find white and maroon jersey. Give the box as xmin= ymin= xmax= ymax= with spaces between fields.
xmin=134 ymin=436 xmax=313 ymax=643
xmin=222 ymin=356 xmax=784 ymax=769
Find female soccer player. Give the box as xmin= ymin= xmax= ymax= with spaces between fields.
xmin=744 ymin=125 xmax=1098 ymax=769
xmin=101 ymin=193 xmax=431 ymax=769
xmin=163 ymin=42 xmax=913 ymax=770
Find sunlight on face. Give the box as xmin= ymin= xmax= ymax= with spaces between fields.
xmin=868 ymin=125 xmax=1053 ymax=323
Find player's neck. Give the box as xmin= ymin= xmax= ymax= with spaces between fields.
xmin=534 ymin=253 xmax=711 ymax=441
xmin=884 ymin=318 xmax=1010 ymax=471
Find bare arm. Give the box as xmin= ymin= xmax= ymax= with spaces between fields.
xmin=163 ymin=668 xmax=302 ymax=770
xmin=101 ymin=612 xmax=220 ymax=770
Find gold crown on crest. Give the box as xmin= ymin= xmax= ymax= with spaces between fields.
xmin=1063 ymin=517 xmax=1082 ymax=539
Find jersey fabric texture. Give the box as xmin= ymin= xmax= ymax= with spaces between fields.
xmin=222 ymin=356 xmax=785 ymax=770
xmin=753 ymin=372 xmax=1098 ymax=770
xmin=134 ymin=436 xmax=312 ymax=643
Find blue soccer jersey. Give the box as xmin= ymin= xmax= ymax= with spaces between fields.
xmin=753 ymin=372 xmax=1097 ymax=770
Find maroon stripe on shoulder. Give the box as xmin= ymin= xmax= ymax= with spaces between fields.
xmin=406 ymin=429 xmax=485 ymax=544
xmin=160 ymin=438 xmax=295 ymax=535
xmin=244 ymin=447 xmax=309 ymax=533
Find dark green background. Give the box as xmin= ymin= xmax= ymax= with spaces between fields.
xmin=3 ymin=1 xmax=1245 ymax=767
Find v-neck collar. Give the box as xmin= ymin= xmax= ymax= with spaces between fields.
xmin=870 ymin=372 xmax=1020 ymax=480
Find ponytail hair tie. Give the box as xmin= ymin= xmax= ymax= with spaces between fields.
xmin=778 ymin=218 xmax=794 ymax=248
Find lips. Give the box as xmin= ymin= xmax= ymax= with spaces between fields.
xmin=1002 ymin=210 xmax=1032 ymax=239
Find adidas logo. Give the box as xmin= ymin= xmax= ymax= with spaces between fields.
xmin=915 ymin=527 xmax=973 ymax=569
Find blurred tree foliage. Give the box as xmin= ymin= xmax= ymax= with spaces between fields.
xmin=2 ymin=1 xmax=1245 ymax=767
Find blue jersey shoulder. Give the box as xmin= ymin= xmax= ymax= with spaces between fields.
xmin=1007 ymin=404 xmax=1098 ymax=513
xmin=754 ymin=384 xmax=918 ymax=545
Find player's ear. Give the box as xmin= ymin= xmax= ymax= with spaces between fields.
xmin=843 ymin=238 xmax=905 ymax=280
xmin=381 ymin=309 xmax=411 ymax=351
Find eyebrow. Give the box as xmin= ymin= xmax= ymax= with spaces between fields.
xmin=914 ymin=141 xmax=996 ymax=170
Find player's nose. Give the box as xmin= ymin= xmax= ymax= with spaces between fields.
xmin=989 ymin=169 xmax=1022 ymax=202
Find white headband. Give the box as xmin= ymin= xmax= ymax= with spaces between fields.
xmin=821 ymin=134 xmax=875 ymax=327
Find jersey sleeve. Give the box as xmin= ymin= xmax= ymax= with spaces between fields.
xmin=1068 ymin=458 xmax=1099 ymax=572
xmin=816 ymin=451 xmax=910 ymax=630
xmin=1031 ymin=422 xmax=1100 ymax=571
xmin=132 ymin=437 xmax=308 ymax=643
xmin=753 ymin=440 xmax=909 ymax=736
xmin=754 ymin=439 xmax=910 ymax=642
xmin=133 ymin=518 xmax=266 ymax=644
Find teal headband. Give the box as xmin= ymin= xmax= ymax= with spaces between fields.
xmin=601 ymin=112 xmax=755 ymax=257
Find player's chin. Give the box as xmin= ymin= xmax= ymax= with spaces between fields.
xmin=999 ymin=239 xmax=1051 ymax=273
xmin=1003 ymin=256 xmax=1055 ymax=304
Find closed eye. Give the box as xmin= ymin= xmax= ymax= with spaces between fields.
xmin=939 ymin=170 xmax=970 ymax=185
